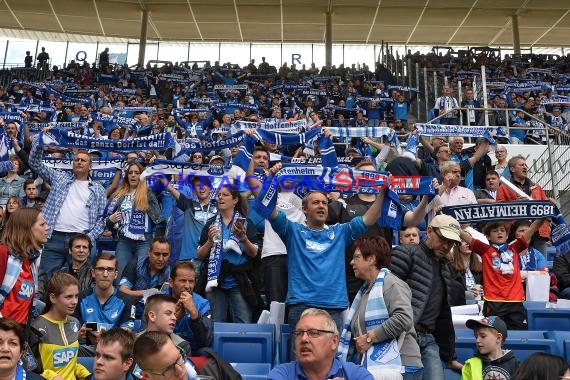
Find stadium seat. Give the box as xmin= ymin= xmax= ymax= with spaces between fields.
xmin=506 ymin=330 xmax=546 ymax=339
xmin=231 ymin=363 xmax=271 ymax=379
xmin=504 ymin=338 xmax=557 ymax=362
xmin=213 ymin=323 xmax=275 ymax=364
xmin=444 ymin=367 xmax=462 ymax=380
xmin=77 ymin=356 xmax=94 ymax=372
xmin=543 ymin=330 xmax=570 ymax=356
xmin=523 ymin=301 xmax=549 ymax=310
xmin=454 ymin=328 xmax=473 ymax=337
xmin=279 ymin=324 xmax=291 ymax=364
xmin=526 ymin=309 xmax=570 ymax=330
xmin=564 ymin=341 xmax=570 ymax=365
xmin=454 ymin=337 xmax=477 ymax=363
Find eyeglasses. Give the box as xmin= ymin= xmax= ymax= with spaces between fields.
xmin=292 ymin=329 xmax=334 ymax=339
xmin=144 ymin=354 xmax=184 ymax=377
xmin=93 ymin=267 xmax=117 ymax=275
xmin=433 ymin=228 xmax=458 ymax=247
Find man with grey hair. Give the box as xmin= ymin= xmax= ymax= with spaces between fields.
xmin=268 ymin=308 xmax=373 ymax=380
xmin=438 ymin=160 xmax=477 ymax=207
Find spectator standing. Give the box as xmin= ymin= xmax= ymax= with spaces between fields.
xmin=99 ymin=48 xmax=110 ymax=70
xmin=0 ymin=208 xmax=48 ymax=323
xmin=434 ymin=85 xmax=459 ymax=125
xmin=24 ymin=51 xmax=33 ymax=68
xmin=496 ymin=155 xmax=550 ymax=255
xmin=390 ymin=215 xmax=464 ymax=377
xmin=28 ymin=138 xmax=107 ymax=278
xmin=36 ymin=47 xmax=49 ymax=71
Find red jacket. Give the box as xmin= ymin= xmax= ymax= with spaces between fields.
xmin=496 ymin=179 xmax=550 ymax=239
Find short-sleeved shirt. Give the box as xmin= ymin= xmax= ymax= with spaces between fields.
xmin=270 ymin=211 xmax=367 ymax=309
xmin=471 ymin=236 xmax=528 ymax=302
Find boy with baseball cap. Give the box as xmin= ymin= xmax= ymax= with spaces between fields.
xmin=462 ymin=316 xmax=519 ymax=379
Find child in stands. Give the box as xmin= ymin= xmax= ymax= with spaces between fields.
xmin=460 ymin=219 xmax=546 ymax=330
xmin=462 ymin=316 xmax=519 ymax=380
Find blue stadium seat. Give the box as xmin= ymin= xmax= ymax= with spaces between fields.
xmin=77 ymin=356 xmax=94 ymax=372
xmin=454 ymin=337 xmax=477 ymax=363
xmin=444 ymin=367 xmax=462 ymax=380
xmin=506 ymin=330 xmax=546 ymax=339
xmin=280 ymin=324 xmax=291 ymax=364
xmin=454 ymin=328 xmax=473 ymax=337
xmin=564 ymin=341 xmax=570 ymax=365
xmin=523 ymin=301 xmax=549 ymax=310
xmin=543 ymin=330 xmax=570 ymax=356
xmin=213 ymin=323 xmax=275 ymax=364
xmin=504 ymin=338 xmax=557 ymax=362
xmin=231 ymin=363 xmax=271 ymax=379
xmin=526 ymin=309 xmax=570 ymax=330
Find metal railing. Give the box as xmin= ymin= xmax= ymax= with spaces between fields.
xmin=425 ymin=106 xmax=570 ymax=205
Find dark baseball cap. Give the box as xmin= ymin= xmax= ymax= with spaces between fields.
xmin=466 ymin=316 xmax=508 ymax=340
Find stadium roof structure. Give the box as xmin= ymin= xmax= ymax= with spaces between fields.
xmin=0 ymin=0 xmax=568 ymax=47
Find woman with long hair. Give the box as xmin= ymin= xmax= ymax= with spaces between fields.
xmin=0 ymin=196 xmax=22 ymax=231
xmin=513 ymin=352 xmax=569 ymax=380
xmin=196 ymin=184 xmax=259 ymax=323
xmin=449 ymin=239 xmax=483 ymax=306
xmin=338 ymin=236 xmax=422 ymax=380
xmin=106 ymin=162 xmax=165 ymax=277
xmin=32 ymin=272 xmax=90 ymax=380
xmin=0 ymin=208 xmax=48 ymax=323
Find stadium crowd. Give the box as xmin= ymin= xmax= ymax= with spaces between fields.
xmin=0 ymin=50 xmax=569 ymax=379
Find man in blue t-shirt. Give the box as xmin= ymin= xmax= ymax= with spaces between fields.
xmin=269 ymin=189 xmax=384 ymax=333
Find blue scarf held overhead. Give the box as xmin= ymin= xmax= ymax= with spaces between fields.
xmin=38 ymin=128 xmax=175 ymax=151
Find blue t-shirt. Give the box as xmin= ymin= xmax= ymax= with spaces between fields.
xmin=270 ymin=211 xmax=367 ymax=309
xmin=177 ymin=196 xmax=218 ymax=261
xmin=268 ymin=358 xmax=373 ymax=380
xmin=393 ymin=101 xmax=409 ymax=121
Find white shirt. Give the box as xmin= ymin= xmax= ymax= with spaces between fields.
xmin=54 ymin=180 xmax=90 ymax=232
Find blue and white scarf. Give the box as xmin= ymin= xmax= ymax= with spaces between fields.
xmin=0 ymin=251 xmax=40 ymax=312
xmin=338 ymin=268 xmax=402 ymax=378
xmin=326 ymin=126 xmax=401 ymax=151
xmin=233 ymin=128 xmax=325 ymax=171
xmin=234 ymin=119 xmax=305 ymax=133
xmin=38 ymin=128 xmax=175 ymax=151
xmin=42 ymin=157 xmax=123 ymax=181
xmin=206 ymin=211 xmax=245 ymax=291
xmin=415 ymin=123 xmax=505 ymax=144
xmin=178 ymin=130 xmax=245 ymax=155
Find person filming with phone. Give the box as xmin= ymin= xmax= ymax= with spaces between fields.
xmin=196 ymin=183 xmax=260 ymax=323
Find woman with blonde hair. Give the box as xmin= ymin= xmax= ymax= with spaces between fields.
xmin=106 ymin=162 xmax=165 ymax=276
xmin=0 ymin=208 xmax=49 ymax=323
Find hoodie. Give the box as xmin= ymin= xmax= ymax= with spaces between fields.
xmin=462 ymin=350 xmax=520 ymax=380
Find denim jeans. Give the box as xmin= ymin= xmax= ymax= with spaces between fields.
xmin=41 ymin=231 xmax=97 ymax=277
xmin=403 ymin=369 xmax=424 ymax=380
xmin=115 ymin=232 xmax=153 ymax=279
xmin=206 ymin=286 xmax=252 ymax=323
xmin=560 ymin=287 xmax=570 ymax=299
xmin=415 ymin=332 xmax=444 ymax=380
